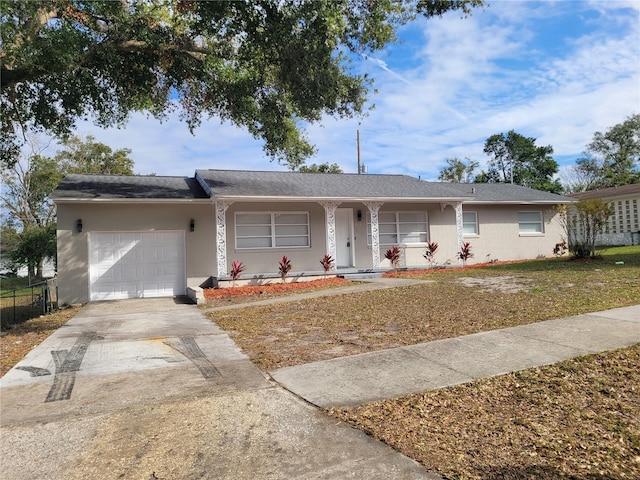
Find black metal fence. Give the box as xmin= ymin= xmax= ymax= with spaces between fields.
xmin=0 ymin=278 xmax=58 ymax=330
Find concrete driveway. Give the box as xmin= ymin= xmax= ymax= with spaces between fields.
xmin=0 ymin=298 xmax=437 ymax=480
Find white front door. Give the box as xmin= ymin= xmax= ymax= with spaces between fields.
xmin=335 ymin=209 xmax=354 ymax=268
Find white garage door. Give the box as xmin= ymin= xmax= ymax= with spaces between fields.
xmin=89 ymin=231 xmax=186 ymax=301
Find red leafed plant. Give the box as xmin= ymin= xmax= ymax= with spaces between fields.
xmin=384 ymin=245 xmax=401 ymax=270
xmin=423 ymin=241 xmax=439 ymax=268
xmin=457 ymin=242 xmax=473 ymax=265
xmin=278 ymin=255 xmax=292 ymax=283
xmin=229 ymin=260 xmax=246 ymax=286
xmin=319 ymin=254 xmax=334 ymax=277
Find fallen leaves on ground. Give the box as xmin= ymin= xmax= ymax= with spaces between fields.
xmin=0 ymin=306 xmax=81 ymax=376
xmin=327 ymin=345 xmax=640 ymax=480
xmin=209 ymin=258 xmax=639 ymax=370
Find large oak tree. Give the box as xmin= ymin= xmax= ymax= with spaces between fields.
xmin=1 ymin=0 xmax=483 ymax=169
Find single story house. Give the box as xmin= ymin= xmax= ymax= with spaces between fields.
xmin=568 ymin=183 xmax=640 ymax=246
xmin=52 ymin=169 xmax=574 ymax=304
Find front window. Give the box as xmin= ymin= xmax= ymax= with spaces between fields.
xmin=518 ymin=211 xmax=543 ymax=234
xmin=235 ymin=212 xmax=310 ymax=249
xmin=367 ymin=212 xmax=428 ymax=245
xmin=463 ymin=211 xmax=478 ymax=236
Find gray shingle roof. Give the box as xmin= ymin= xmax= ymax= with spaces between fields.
xmin=52 ymin=170 xmax=575 ymax=204
xmin=443 ymin=182 xmax=575 ymax=203
xmin=52 ymin=174 xmax=209 ymax=200
xmin=195 ymin=169 xmax=469 ymax=200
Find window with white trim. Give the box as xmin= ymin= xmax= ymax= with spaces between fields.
xmin=518 ymin=211 xmax=543 ymax=234
xmin=367 ymin=212 xmax=428 ymax=245
xmin=235 ymin=212 xmax=310 ymax=249
xmin=463 ymin=211 xmax=478 ymax=236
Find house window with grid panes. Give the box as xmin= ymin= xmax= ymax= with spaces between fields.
xmin=518 ymin=211 xmax=544 ymax=234
xmin=235 ymin=212 xmax=309 ymax=249
xmin=367 ymin=212 xmax=428 ymax=245
xmin=463 ymin=211 xmax=478 ymax=236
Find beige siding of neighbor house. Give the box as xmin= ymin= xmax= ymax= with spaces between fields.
xmin=57 ymin=202 xmax=215 ymax=304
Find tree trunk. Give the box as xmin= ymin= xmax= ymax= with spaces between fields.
xmin=36 ymin=258 xmax=44 ymax=280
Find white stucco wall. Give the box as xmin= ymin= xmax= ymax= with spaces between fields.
xmin=457 ymin=205 xmax=565 ymax=264
xmin=223 ymin=201 xmax=329 ymax=275
xmin=56 ymin=199 xmax=566 ymax=304
xmin=56 ymin=201 xmax=215 ymax=304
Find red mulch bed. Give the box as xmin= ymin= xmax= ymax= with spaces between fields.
xmin=382 ymin=259 xmax=544 ymax=277
xmin=203 ymin=277 xmax=350 ymax=299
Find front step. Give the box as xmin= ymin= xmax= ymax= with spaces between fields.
xmin=338 ymin=270 xmax=384 ymax=280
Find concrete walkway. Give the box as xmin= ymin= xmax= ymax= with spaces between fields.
xmin=271 ymin=305 xmax=640 ymax=407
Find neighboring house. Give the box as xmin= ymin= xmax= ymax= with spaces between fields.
xmin=568 ymin=183 xmax=640 ymax=246
xmin=52 ymin=169 xmax=573 ymax=304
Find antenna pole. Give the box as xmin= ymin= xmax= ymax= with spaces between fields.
xmin=357 ymin=129 xmax=361 ymax=174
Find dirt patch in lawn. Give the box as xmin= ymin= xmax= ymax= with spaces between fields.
xmin=456 ymin=275 xmax=532 ymax=293
xmin=328 ymin=345 xmax=640 ymax=480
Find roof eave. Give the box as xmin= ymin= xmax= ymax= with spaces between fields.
xmin=463 ymin=200 xmax=575 ymax=205
xmin=52 ymin=197 xmax=212 ymax=204
xmin=212 ymin=195 xmax=474 ymax=203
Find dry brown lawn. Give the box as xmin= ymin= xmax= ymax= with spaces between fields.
xmin=328 ymin=345 xmax=640 ymax=480
xmin=207 ymin=248 xmax=640 ymax=479
xmin=209 ymin=255 xmax=639 ymax=370
xmin=0 ymin=306 xmax=81 ymax=376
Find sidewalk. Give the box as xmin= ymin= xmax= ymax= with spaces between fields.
xmin=270 ymin=305 xmax=640 ymax=407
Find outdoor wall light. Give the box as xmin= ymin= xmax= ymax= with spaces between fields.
xmin=190 ymin=219 xmax=195 ymax=232
xmin=76 ymin=219 xmax=83 ymax=233
xmin=357 ymin=209 xmax=362 ymax=222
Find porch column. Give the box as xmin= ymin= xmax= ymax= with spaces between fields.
xmin=215 ymin=200 xmax=234 ymax=277
xmin=440 ymin=202 xmax=464 ymax=265
xmin=319 ymin=201 xmax=341 ymax=270
xmin=364 ymin=201 xmax=384 ymax=268
xmin=454 ymin=202 xmax=464 ymax=264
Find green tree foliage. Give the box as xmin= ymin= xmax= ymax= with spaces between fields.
xmin=1 ymin=135 xmax=135 ymax=278
xmin=477 ymin=130 xmax=563 ymax=193
xmin=1 ymin=0 xmax=483 ymax=170
xmin=0 ymin=223 xmax=20 ymax=274
xmin=558 ymin=200 xmax=614 ymax=259
xmin=298 ymin=162 xmax=343 ymax=173
xmin=437 ymin=156 xmax=478 ymax=182
xmin=574 ymin=113 xmax=640 ymax=190
xmin=54 ymin=135 xmax=134 ymax=175
xmin=9 ymin=224 xmax=57 ymax=279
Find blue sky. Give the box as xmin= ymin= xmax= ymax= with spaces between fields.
xmin=69 ymin=0 xmax=640 ymax=180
